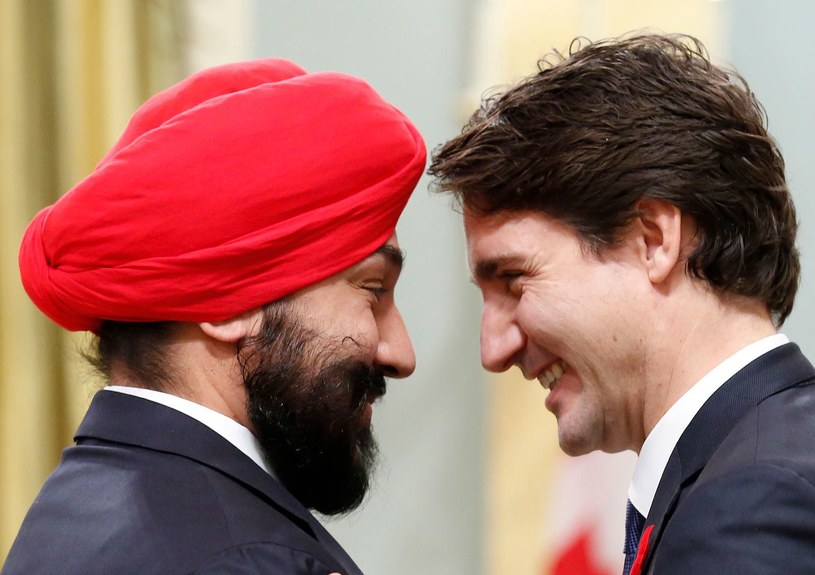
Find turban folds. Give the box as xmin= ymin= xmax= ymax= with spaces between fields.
xmin=19 ymin=59 xmax=426 ymax=332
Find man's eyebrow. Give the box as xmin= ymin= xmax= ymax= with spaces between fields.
xmin=373 ymin=244 xmax=405 ymax=269
xmin=473 ymin=255 xmax=518 ymax=281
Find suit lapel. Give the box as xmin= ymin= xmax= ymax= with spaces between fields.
xmin=75 ymin=390 xmax=364 ymax=575
xmin=638 ymin=449 xmax=681 ymax=573
xmin=640 ymin=343 xmax=815 ymax=574
xmin=300 ymin=514 xmax=364 ymax=575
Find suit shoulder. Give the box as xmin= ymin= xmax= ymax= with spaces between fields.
xmin=4 ymin=441 xmax=325 ymax=574
xmin=702 ymin=382 xmax=815 ymax=484
xmin=188 ymin=541 xmax=337 ymax=575
xmin=653 ymin=464 xmax=815 ymax=575
xmin=655 ymin=462 xmax=815 ymax=574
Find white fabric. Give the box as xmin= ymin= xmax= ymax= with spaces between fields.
xmin=104 ymin=385 xmax=273 ymax=477
xmin=628 ymin=333 xmax=789 ymax=516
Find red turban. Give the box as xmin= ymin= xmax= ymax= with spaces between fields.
xmin=19 ymin=59 xmax=426 ymax=332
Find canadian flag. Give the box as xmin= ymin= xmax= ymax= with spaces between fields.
xmin=543 ymin=451 xmax=637 ymax=575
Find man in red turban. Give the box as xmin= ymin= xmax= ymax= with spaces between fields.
xmin=6 ymin=58 xmax=425 ymax=575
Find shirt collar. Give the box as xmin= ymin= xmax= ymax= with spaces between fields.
xmin=104 ymin=385 xmax=274 ymax=477
xmin=628 ymin=333 xmax=789 ymax=516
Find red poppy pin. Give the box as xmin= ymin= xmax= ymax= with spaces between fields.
xmin=630 ymin=524 xmax=654 ymax=575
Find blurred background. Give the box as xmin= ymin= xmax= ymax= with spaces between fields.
xmin=1 ymin=1 xmax=813 ymax=573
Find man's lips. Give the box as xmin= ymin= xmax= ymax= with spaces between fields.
xmin=360 ymin=391 xmax=384 ymax=426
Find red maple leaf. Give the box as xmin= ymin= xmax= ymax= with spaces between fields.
xmin=549 ymin=527 xmax=614 ymax=575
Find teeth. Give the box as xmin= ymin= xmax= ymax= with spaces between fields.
xmin=539 ymin=360 xmax=568 ymax=390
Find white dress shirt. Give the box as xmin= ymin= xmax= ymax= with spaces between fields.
xmin=104 ymin=385 xmax=274 ymax=477
xmin=628 ymin=333 xmax=789 ymax=517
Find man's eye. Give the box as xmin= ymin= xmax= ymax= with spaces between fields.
xmin=498 ymin=270 xmax=524 ymax=281
xmin=497 ymin=271 xmax=524 ymax=293
xmin=365 ymin=286 xmax=388 ymax=301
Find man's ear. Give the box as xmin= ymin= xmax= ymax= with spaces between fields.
xmin=632 ymin=198 xmax=685 ymax=285
xmin=199 ymin=308 xmax=264 ymax=343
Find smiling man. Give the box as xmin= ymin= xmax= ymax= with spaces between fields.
xmin=4 ymin=59 xmax=425 ymax=575
xmin=430 ymin=34 xmax=815 ymax=575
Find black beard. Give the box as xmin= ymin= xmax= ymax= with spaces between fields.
xmin=239 ymin=304 xmax=386 ymax=516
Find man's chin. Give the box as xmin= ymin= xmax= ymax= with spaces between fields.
xmin=266 ymin=425 xmax=379 ymax=517
xmin=304 ymin=454 xmax=377 ymax=516
xmin=556 ymin=426 xmax=597 ymax=457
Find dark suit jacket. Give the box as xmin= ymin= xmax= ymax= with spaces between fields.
xmin=641 ymin=343 xmax=815 ymax=574
xmin=2 ymin=391 xmax=364 ymax=575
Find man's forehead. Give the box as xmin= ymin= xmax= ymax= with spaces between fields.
xmin=463 ymin=210 xmax=572 ymax=278
xmin=464 ymin=206 xmax=547 ymax=228
xmin=464 ymin=210 xmax=537 ymax=253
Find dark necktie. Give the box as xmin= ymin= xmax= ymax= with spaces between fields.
xmin=622 ymin=499 xmax=645 ymax=575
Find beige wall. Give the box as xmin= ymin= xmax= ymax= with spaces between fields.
xmin=0 ymin=1 xmax=185 ymax=560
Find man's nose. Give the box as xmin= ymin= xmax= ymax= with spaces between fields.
xmin=375 ymin=306 xmax=416 ymax=378
xmin=480 ymin=302 xmax=525 ymax=373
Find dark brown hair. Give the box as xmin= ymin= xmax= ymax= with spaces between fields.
xmin=85 ymin=301 xmax=291 ymax=389
xmin=85 ymin=321 xmax=177 ymax=389
xmin=429 ymin=34 xmax=799 ymax=325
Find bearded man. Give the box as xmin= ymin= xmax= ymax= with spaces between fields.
xmin=3 ymin=58 xmax=424 ymax=575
